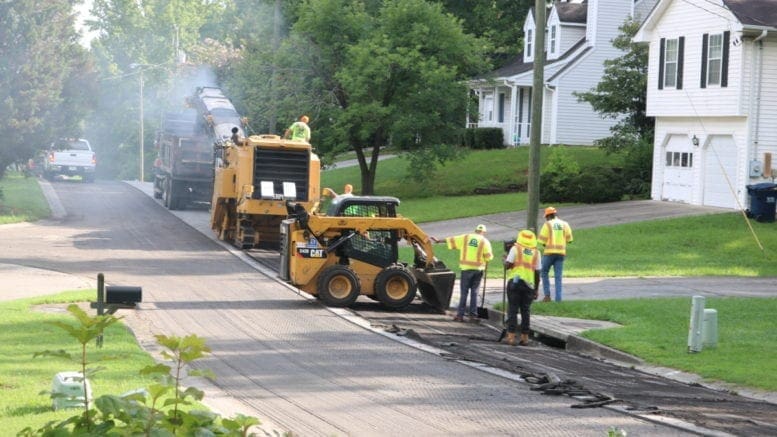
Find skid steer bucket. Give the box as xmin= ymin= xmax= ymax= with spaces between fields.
xmin=414 ymin=263 xmax=455 ymax=313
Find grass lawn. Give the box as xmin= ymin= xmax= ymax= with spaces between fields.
xmin=402 ymin=212 xmax=777 ymax=278
xmin=531 ymin=297 xmax=777 ymax=392
xmin=322 ymin=146 xmax=612 ymax=201
xmin=0 ymin=173 xmax=50 ymax=224
xmin=0 ymin=291 xmax=157 ymax=432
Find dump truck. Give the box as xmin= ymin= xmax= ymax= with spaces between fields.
xmin=279 ymin=196 xmax=455 ymax=312
xmin=152 ymin=110 xmax=214 ymax=209
xmin=210 ymin=134 xmax=320 ymax=249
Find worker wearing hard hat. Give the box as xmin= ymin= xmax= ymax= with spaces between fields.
xmin=503 ymin=229 xmax=541 ymax=346
xmin=433 ymin=224 xmax=494 ymax=323
xmin=538 ymin=206 xmax=574 ymax=302
xmin=283 ymin=115 xmax=311 ymax=142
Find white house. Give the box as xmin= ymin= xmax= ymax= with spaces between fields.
xmin=635 ymin=0 xmax=777 ymax=210
xmin=468 ymin=0 xmax=658 ymax=146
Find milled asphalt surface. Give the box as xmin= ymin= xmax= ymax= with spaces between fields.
xmin=2 ymin=176 xmax=776 ymax=434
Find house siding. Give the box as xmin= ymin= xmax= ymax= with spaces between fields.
xmin=645 ymin=0 xmax=743 ymax=117
xmin=559 ymin=26 xmax=585 ymax=55
xmin=634 ymin=0 xmax=658 ymax=21
xmin=551 ymin=0 xmax=633 ymax=145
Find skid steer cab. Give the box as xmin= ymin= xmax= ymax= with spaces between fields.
xmin=279 ymin=196 xmax=455 ymax=312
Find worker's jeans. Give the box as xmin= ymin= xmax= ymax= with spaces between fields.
xmin=506 ymin=279 xmax=534 ymax=334
xmin=541 ymin=254 xmax=565 ymax=302
xmin=457 ymin=269 xmax=483 ymax=317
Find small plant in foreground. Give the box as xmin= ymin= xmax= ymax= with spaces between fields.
xmin=19 ymin=304 xmax=261 ymax=436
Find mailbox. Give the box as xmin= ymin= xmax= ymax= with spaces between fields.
xmin=105 ymin=285 xmax=142 ymax=306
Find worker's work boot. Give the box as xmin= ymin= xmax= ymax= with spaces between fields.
xmin=505 ymin=332 xmax=517 ymax=346
xmin=542 ymin=295 xmax=551 ymax=302
xmin=519 ymin=333 xmax=529 ymax=346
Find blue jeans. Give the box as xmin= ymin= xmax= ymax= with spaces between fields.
xmin=542 ymin=254 xmax=565 ymax=302
xmin=458 ymin=269 xmax=483 ymax=317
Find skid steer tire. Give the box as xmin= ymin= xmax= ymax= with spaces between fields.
xmin=317 ymin=265 xmax=361 ymax=307
xmin=374 ymin=264 xmax=417 ymax=310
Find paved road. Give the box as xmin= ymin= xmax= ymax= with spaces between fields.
xmin=0 ymin=179 xmax=684 ymax=436
xmin=123 ymin=180 xmax=777 ymax=435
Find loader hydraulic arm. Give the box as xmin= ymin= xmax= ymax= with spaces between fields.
xmin=297 ymin=213 xmax=439 ymax=268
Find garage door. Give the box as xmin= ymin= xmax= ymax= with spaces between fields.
xmin=703 ymin=135 xmax=738 ymax=208
xmin=661 ymin=135 xmax=694 ymax=203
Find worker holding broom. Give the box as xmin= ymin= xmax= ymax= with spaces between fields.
xmin=503 ymin=229 xmax=541 ymax=346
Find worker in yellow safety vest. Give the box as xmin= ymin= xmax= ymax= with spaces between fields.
xmin=503 ymin=229 xmax=541 ymax=346
xmin=433 ymin=224 xmax=493 ymax=323
xmin=538 ymin=206 xmax=573 ymax=302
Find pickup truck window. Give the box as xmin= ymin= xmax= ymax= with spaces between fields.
xmin=53 ymin=140 xmax=90 ymax=151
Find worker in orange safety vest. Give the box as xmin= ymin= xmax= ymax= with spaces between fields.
xmin=538 ymin=206 xmax=573 ymax=302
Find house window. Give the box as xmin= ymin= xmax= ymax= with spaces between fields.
xmin=526 ymin=29 xmax=533 ymax=56
xmin=664 ymin=39 xmax=678 ymax=87
xmin=550 ymin=25 xmax=557 ymax=55
xmin=665 ymin=151 xmax=693 ymax=168
xmin=659 ymin=37 xmax=684 ymax=90
xmin=707 ymin=34 xmax=723 ymax=85
xmin=701 ymin=31 xmax=729 ymax=88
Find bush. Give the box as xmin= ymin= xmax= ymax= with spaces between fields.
xmin=463 ymin=128 xmax=503 ymax=149
xmin=569 ymin=166 xmax=625 ymax=203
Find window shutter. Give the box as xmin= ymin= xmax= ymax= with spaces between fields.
xmin=658 ymin=38 xmax=665 ymax=90
xmin=721 ymin=31 xmax=730 ymax=87
xmin=700 ymin=34 xmax=708 ymax=88
xmin=677 ymin=36 xmax=685 ymax=90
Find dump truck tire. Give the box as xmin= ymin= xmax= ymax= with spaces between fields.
xmin=375 ymin=264 xmax=417 ymax=309
xmin=317 ymin=265 xmax=361 ymax=307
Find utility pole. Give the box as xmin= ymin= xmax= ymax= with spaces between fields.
xmin=527 ymin=0 xmax=546 ymax=232
xmin=268 ymin=0 xmax=281 ymax=134
xmin=139 ymin=69 xmax=145 ymax=182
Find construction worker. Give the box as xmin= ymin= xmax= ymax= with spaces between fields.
xmin=283 ymin=115 xmax=311 ymax=142
xmin=433 ymin=224 xmax=493 ymax=322
xmin=538 ymin=206 xmax=574 ymax=302
xmin=503 ymin=230 xmax=541 ymax=346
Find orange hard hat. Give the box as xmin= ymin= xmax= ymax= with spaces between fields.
xmin=517 ymin=229 xmax=537 ymax=248
xmin=544 ymin=206 xmax=557 ymax=217
xmin=300 ymin=115 xmax=309 ymax=123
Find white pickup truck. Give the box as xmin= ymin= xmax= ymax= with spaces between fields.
xmin=43 ymin=138 xmax=96 ymax=182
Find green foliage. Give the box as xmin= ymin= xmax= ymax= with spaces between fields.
xmin=0 ymin=0 xmax=96 ymax=178
xmin=227 ymin=0 xmax=491 ymax=194
xmin=540 ymin=145 xmax=651 ymax=204
xmin=533 ymin=297 xmax=777 ymax=391
xmin=463 ymin=128 xmax=504 ymax=150
xmin=439 ymin=0 xmax=532 ymax=65
xmin=20 ymin=303 xmax=261 ymax=436
xmin=540 ymin=147 xmax=581 ymax=203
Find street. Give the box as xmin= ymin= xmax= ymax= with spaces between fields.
xmin=3 ymin=179 xmax=775 ymax=435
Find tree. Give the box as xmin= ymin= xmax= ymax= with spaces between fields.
xmin=439 ymin=0 xmax=532 ymax=67
xmin=575 ymin=18 xmax=653 ymax=153
xmin=575 ymin=18 xmax=653 ymax=198
xmin=252 ymin=0 xmax=489 ymax=194
xmin=0 ymin=0 xmax=95 ymax=179
xmin=85 ymin=0 xmax=229 ymax=180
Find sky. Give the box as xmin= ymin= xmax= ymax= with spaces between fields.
xmin=74 ymin=0 xmax=98 ymax=48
